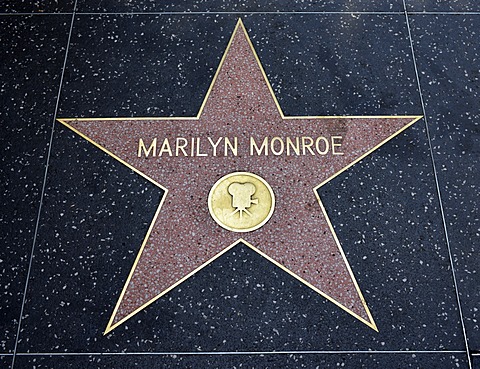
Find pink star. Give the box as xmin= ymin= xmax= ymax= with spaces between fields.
xmin=59 ymin=20 xmax=421 ymax=334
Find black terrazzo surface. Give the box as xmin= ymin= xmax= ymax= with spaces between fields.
xmin=16 ymin=126 xmax=163 ymax=352
xmin=58 ymin=15 xmax=231 ymax=118
xmin=0 ymin=356 xmax=11 ymax=368
xmin=1 ymin=3 xmax=478 ymax=369
xmin=0 ymin=0 xmax=75 ymax=13
xmin=0 ymin=15 xmax=69 ymax=354
xmin=410 ymin=15 xmax=480 ymax=351
xmin=11 ymin=353 xmax=471 ymax=369
xmin=319 ymin=121 xmax=465 ymax=351
xmin=75 ymin=1 xmax=404 ymax=14
xmin=405 ymin=0 xmax=480 ymax=12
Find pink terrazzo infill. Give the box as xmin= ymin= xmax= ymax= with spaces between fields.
xmin=64 ymin=22 xmax=418 ymax=331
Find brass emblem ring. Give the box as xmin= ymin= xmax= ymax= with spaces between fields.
xmin=208 ymin=172 xmax=275 ymax=233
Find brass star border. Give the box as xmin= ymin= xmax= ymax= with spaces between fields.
xmin=58 ymin=19 xmax=422 ymax=335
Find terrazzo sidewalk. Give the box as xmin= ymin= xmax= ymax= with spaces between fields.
xmin=1 ymin=1 xmax=478 ymax=368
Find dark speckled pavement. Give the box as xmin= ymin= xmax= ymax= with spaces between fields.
xmin=0 ymin=1 xmax=478 ymax=368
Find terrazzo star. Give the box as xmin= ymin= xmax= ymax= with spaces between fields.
xmin=58 ymin=19 xmax=421 ymax=334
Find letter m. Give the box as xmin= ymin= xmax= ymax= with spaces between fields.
xmin=138 ymin=138 xmax=157 ymax=157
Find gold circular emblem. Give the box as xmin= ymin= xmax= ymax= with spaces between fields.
xmin=208 ymin=172 xmax=275 ymax=233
